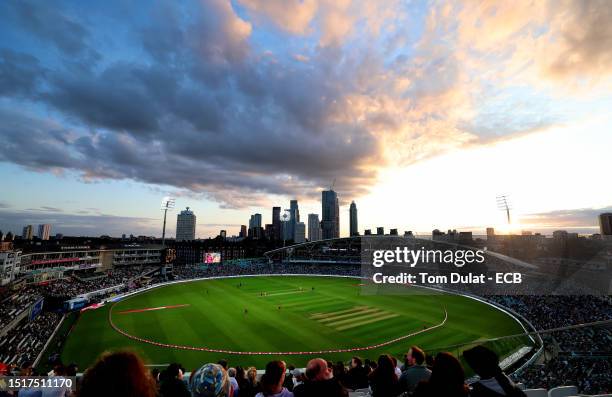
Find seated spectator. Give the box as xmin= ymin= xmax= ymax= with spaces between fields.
xmin=228 ymin=368 xmax=240 ymax=396
xmin=42 ymin=364 xmax=71 ymax=397
xmin=17 ymin=362 xmax=41 ymax=397
xmin=293 ymin=358 xmax=348 ymax=397
xmin=66 ymin=363 xmax=78 ymax=377
xmin=291 ymin=369 xmax=305 ymax=388
xmin=256 ymin=360 xmax=293 ymax=397
xmin=391 ymin=357 xmax=402 ymax=378
xmin=425 ymin=354 xmax=434 ymax=371
xmin=239 ymin=367 xmax=260 ymax=397
xmin=332 ymin=361 xmax=347 ymax=387
xmin=399 ymin=346 xmax=431 ymax=395
xmin=190 ymin=363 xmax=232 ymax=397
xmin=160 ymin=363 xmax=190 ymax=397
xmin=368 ymin=354 xmax=401 ymax=397
xmin=413 ymin=352 xmax=469 ymax=397
xmin=463 ymin=346 xmax=526 ymax=397
xmin=283 ymin=365 xmax=295 ymax=391
xmin=78 ymin=351 xmax=157 ymax=397
xmin=345 ymin=356 xmax=369 ymax=390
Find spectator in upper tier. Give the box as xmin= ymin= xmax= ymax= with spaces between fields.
xmin=345 ymin=356 xmax=369 ymax=391
xmin=160 ymin=363 xmax=190 ymax=397
xmin=190 ymin=363 xmax=232 ymax=397
xmin=368 ymin=354 xmax=401 ymax=397
xmin=399 ymin=346 xmax=432 ymax=395
xmin=256 ymin=361 xmax=294 ymax=397
xmin=463 ymin=345 xmax=527 ymax=397
xmin=78 ymin=351 xmax=157 ymax=397
xmin=293 ymin=358 xmax=348 ymax=397
xmin=413 ymin=352 xmax=469 ymax=397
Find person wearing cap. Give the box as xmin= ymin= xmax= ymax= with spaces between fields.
xmin=190 ymin=363 xmax=233 ymax=397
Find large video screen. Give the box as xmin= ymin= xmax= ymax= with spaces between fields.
xmin=203 ymin=252 xmax=221 ymax=264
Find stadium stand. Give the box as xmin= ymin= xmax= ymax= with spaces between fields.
xmin=0 ymin=260 xmax=610 ymax=396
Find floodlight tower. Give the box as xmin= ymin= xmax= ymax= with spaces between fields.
xmin=160 ymin=196 xmax=176 ymax=247
xmin=496 ymin=195 xmax=511 ymax=225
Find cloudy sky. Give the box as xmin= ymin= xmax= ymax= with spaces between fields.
xmin=0 ymin=0 xmax=611 ymax=238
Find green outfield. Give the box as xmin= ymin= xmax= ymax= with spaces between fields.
xmin=61 ymin=276 xmax=531 ymax=370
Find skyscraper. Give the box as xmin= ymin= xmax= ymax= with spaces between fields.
xmin=321 ymin=190 xmax=339 ymax=239
xmin=308 ymin=214 xmax=322 ymax=241
xmin=37 ymin=224 xmax=51 ymax=240
xmin=600 ymin=213 xmax=612 ymax=236
xmin=272 ymin=207 xmax=281 ymax=240
xmin=249 ymin=213 xmax=263 ymax=239
xmin=239 ymin=225 xmax=247 ymax=238
xmin=22 ymin=225 xmax=33 ymax=240
xmin=294 ymin=222 xmax=306 ymax=243
xmin=349 ymin=201 xmax=358 ymax=236
xmin=249 ymin=213 xmax=262 ymax=229
xmin=176 ymin=207 xmax=196 ymax=241
xmin=289 ymin=200 xmax=300 ymax=240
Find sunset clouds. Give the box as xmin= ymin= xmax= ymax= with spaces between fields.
xmin=0 ymin=0 xmax=610 ymax=214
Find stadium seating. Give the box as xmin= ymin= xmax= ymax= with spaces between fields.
xmin=0 ymin=262 xmax=610 ymax=396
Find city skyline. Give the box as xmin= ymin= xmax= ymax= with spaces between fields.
xmin=0 ymin=1 xmax=611 ymax=238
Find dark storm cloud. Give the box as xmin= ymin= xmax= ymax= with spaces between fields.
xmin=0 ymin=0 xmax=382 ymax=207
xmin=0 ymin=49 xmax=45 ymax=97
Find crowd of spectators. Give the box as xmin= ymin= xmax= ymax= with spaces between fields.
xmin=0 ymin=312 xmax=61 ymax=368
xmin=172 ymin=262 xmax=361 ymax=280
xmin=4 ymin=343 xmax=534 ymax=397
xmin=0 ymin=287 xmax=42 ymax=329
xmin=490 ymin=295 xmax=612 ymax=354
xmin=37 ymin=266 xmax=158 ymax=298
xmin=512 ymin=356 xmax=611 ymax=395
xmin=0 ymin=260 xmax=610 ymax=396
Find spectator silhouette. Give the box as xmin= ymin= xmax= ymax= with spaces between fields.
xmin=78 ymin=351 xmax=157 ymax=397
xmin=256 ymin=360 xmax=293 ymax=397
xmin=399 ymin=346 xmax=431 ymax=395
xmin=368 ymin=354 xmax=401 ymax=397
xmin=463 ymin=345 xmax=527 ymax=397
xmin=413 ymin=352 xmax=469 ymax=397
xmin=293 ymin=358 xmax=348 ymax=397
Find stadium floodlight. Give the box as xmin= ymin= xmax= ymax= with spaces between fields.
xmin=160 ymin=196 xmax=176 ymax=247
xmin=496 ymin=194 xmax=512 ymax=225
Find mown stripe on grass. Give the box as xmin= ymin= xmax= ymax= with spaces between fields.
xmin=317 ymin=307 xmax=383 ymax=323
xmin=324 ymin=310 xmax=398 ymax=328
xmin=335 ymin=313 xmax=400 ymax=331
xmin=310 ymin=306 xmax=369 ymax=319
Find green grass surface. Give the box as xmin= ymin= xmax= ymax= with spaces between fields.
xmin=61 ymin=276 xmax=529 ymax=370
